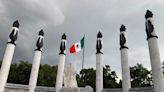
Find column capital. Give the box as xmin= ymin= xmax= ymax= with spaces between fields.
xmin=120 ymin=25 xmax=128 ymax=50
xmin=59 ymin=33 xmax=67 ymax=55
xmin=35 ymin=29 xmax=44 ymax=52
xmin=145 ymin=10 xmax=158 ymax=40
xmin=96 ymin=32 xmax=103 ymax=54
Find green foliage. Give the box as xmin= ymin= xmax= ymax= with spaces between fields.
xmin=103 ymin=65 xmax=120 ymax=88
xmin=130 ymin=63 xmax=152 ymax=87
xmin=77 ymin=68 xmax=96 ymax=89
xmin=6 ymin=61 xmax=57 ymax=87
xmin=0 ymin=60 xmax=155 ymax=89
xmin=77 ymin=65 xmax=120 ymax=91
xmin=7 ymin=61 xmax=31 ymax=85
xmin=37 ymin=64 xmax=57 ymax=87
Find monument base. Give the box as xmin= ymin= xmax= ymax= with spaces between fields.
xmin=60 ymin=86 xmax=93 ymax=92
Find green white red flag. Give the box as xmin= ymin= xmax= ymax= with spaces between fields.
xmin=69 ymin=37 xmax=85 ymax=54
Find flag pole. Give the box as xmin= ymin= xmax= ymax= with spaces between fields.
xmin=82 ymin=34 xmax=85 ymax=69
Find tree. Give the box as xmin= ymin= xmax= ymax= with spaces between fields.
xmin=77 ymin=65 xmax=120 ymax=91
xmin=3 ymin=60 xmax=155 ymax=88
xmin=7 ymin=61 xmax=58 ymax=86
xmin=8 ymin=61 xmax=32 ymax=84
xmin=130 ymin=63 xmax=152 ymax=87
xmin=103 ymin=65 xmax=120 ymax=88
xmin=37 ymin=64 xmax=57 ymax=87
xmin=7 ymin=63 xmax=19 ymax=83
xmin=77 ymin=68 xmax=96 ymax=89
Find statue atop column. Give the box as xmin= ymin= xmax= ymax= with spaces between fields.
xmin=0 ymin=20 xmax=20 ymax=92
xmin=145 ymin=10 xmax=164 ymax=92
xmin=96 ymin=31 xmax=103 ymax=54
xmin=145 ymin=10 xmax=158 ymax=40
xmin=29 ymin=29 xmax=44 ymax=92
xmin=35 ymin=29 xmax=44 ymax=52
xmin=59 ymin=33 xmax=66 ymax=55
xmin=96 ymin=31 xmax=103 ymax=92
xmin=120 ymin=25 xmax=128 ymax=49
xmin=56 ymin=33 xmax=67 ymax=92
xmin=8 ymin=20 xmax=19 ymax=45
xmin=119 ymin=24 xmax=131 ymax=92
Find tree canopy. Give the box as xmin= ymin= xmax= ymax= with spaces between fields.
xmin=130 ymin=63 xmax=152 ymax=87
xmin=0 ymin=60 xmax=156 ymax=89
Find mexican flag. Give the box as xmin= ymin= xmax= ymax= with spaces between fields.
xmin=69 ymin=37 xmax=85 ymax=54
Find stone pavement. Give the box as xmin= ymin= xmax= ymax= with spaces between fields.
xmin=4 ymin=83 xmax=155 ymax=92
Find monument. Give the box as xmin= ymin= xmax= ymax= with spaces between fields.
xmin=0 ymin=20 xmax=19 ymax=92
xmin=56 ymin=34 xmax=67 ymax=92
xmin=145 ymin=10 xmax=164 ymax=92
xmin=1 ymin=10 xmax=163 ymax=92
xmin=64 ymin=63 xmax=78 ymax=88
xmin=96 ymin=32 xmax=103 ymax=92
xmin=119 ymin=25 xmax=131 ymax=92
xmin=28 ymin=30 xmax=44 ymax=92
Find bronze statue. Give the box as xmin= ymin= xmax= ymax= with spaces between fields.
xmin=8 ymin=20 xmax=19 ymax=45
xmin=145 ymin=10 xmax=158 ymax=40
xmin=35 ymin=29 xmax=44 ymax=52
xmin=60 ymin=33 xmax=66 ymax=55
xmin=96 ymin=32 xmax=103 ymax=54
xmin=120 ymin=25 xmax=128 ymax=49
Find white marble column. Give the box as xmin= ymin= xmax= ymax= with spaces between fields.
xmin=120 ymin=25 xmax=131 ymax=92
xmin=145 ymin=10 xmax=164 ymax=92
xmin=28 ymin=30 xmax=44 ymax=92
xmin=96 ymin=32 xmax=103 ymax=92
xmin=56 ymin=34 xmax=67 ymax=92
xmin=0 ymin=20 xmax=19 ymax=92
xmin=96 ymin=54 xmax=103 ymax=92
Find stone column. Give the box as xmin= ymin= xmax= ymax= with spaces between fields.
xmin=145 ymin=10 xmax=164 ymax=92
xmin=120 ymin=25 xmax=131 ymax=92
xmin=96 ymin=32 xmax=103 ymax=92
xmin=28 ymin=30 xmax=44 ymax=92
xmin=0 ymin=20 xmax=19 ymax=92
xmin=56 ymin=34 xmax=67 ymax=92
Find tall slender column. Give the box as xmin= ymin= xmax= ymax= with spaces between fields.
xmin=120 ymin=25 xmax=131 ymax=92
xmin=145 ymin=10 xmax=164 ymax=92
xmin=96 ymin=32 xmax=103 ymax=92
xmin=0 ymin=20 xmax=19 ymax=92
xmin=28 ymin=30 xmax=44 ymax=92
xmin=56 ymin=34 xmax=67 ymax=92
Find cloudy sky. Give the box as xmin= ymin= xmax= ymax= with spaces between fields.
xmin=0 ymin=0 xmax=164 ymax=78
